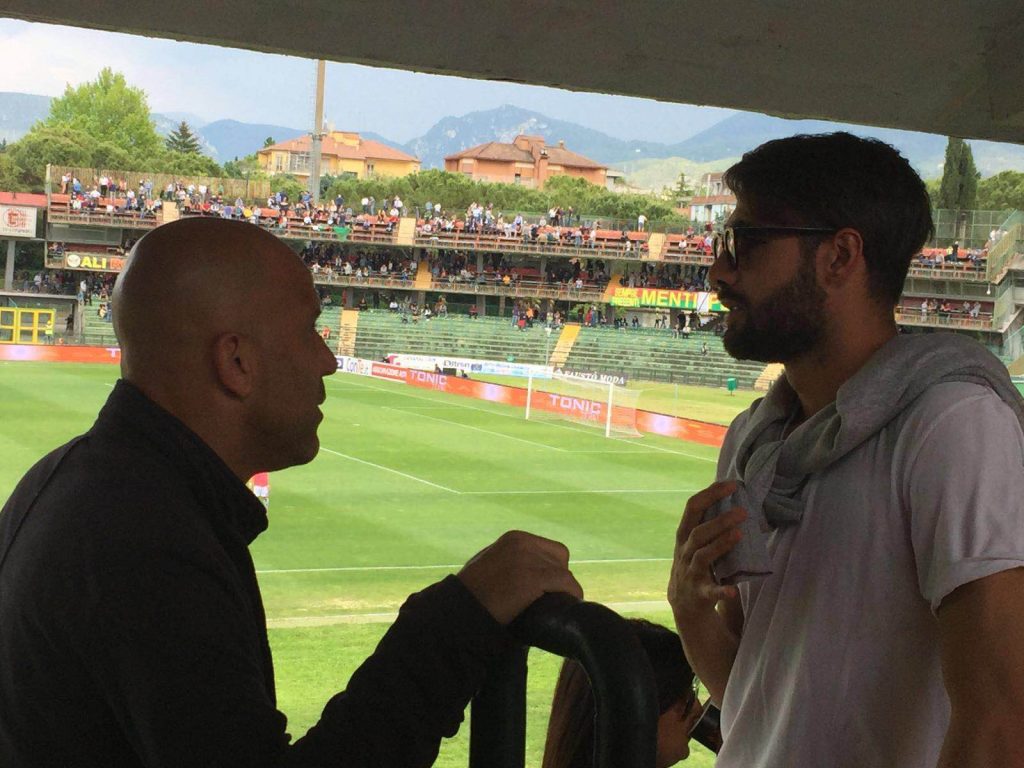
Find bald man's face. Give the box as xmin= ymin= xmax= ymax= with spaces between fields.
xmin=244 ymin=253 xmax=337 ymax=471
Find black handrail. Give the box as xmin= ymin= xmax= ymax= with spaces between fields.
xmin=469 ymin=592 xmax=659 ymax=768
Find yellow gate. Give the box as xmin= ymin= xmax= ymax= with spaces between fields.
xmin=0 ymin=308 xmax=56 ymax=345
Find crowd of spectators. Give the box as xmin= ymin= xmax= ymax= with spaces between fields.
xmin=913 ymin=242 xmax=987 ymax=270
xmin=57 ymin=172 xmax=162 ymax=218
xmin=300 ymin=244 xmax=416 ymax=282
xmin=915 ymin=298 xmax=986 ymax=320
xmin=620 ymin=263 xmax=710 ymax=292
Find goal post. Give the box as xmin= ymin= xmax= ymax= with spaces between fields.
xmin=524 ymin=371 xmax=642 ymax=438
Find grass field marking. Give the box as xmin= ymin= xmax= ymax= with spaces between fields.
xmin=563 ymin=449 xmax=674 ymax=454
xmin=319 ymin=447 xmax=461 ymax=494
xmin=377 ymin=404 xmax=567 ymax=452
xmin=265 ymin=599 xmax=669 ymax=628
xmin=256 ymin=556 xmax=672 ymax=575
xmin=459 ymin=488 xmax=698 ymax=496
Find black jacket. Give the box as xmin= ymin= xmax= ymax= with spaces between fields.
xmin=0 ymin=381 xmax=508 ymax=767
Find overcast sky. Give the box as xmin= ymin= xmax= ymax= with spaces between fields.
xmin=0 ymin=18 xmax=735 ymax=143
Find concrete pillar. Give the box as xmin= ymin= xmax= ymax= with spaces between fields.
xmin=479 ymin=295 xmax=487 ymax=317
xmin=417 ymin=290 xmax=426 ymax=307
xmin=539 ymin=256 xmax=547 ymax=277
xmin=498 ymin=295 xmax=506 ymax=317
xmin=345 ymin=287 xmax=354 ymax=308
xmin=4 ymin=240 xmax=14 ymax=291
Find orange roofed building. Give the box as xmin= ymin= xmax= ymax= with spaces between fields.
xmin=257 ymin=131 xmax=420 ymax=181
xmin=444 ymin=135 xmax=607 ymax=188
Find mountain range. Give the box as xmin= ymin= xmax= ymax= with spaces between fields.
xmin=3 ymin=93 xmax=1023 ymax=190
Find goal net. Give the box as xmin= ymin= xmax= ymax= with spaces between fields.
xmin=525 ymin=371 xmax=642 ymax=438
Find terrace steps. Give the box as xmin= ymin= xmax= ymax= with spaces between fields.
xmin=646 ymin=233 xmax=666 ymax=260
xmin=338 ymin=309 xmax=360 ymax=356
xmin=395 ymin=217 xmax=416 ymax=247
xmin=754 ymin=363 xmax=785 ymax=391
xmin=414 ymin=260 xmax=433 ymax=289
xmin=549 ymin=323 xmax=581 ymax=366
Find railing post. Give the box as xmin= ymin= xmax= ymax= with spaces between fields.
xmin=470 ymin=593 xmax=658 ymax=768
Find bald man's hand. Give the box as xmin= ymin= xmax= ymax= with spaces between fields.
xmin=457 ymin=531 xmax=583 ymax=625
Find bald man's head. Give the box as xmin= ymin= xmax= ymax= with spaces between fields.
xmin=114 ymin=217 xmax=296 ymax=380
xmin=111 ymin=217 xmax=337 ymax=478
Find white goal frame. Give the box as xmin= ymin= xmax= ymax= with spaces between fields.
xmin=525 ymin=371 xmax=640 ymax=438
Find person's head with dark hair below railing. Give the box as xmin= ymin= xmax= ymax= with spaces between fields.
xmin=542 ymin=619 xmax=702 ymax=768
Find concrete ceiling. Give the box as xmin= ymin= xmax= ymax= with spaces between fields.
xmin=3 ymin=0 xmax=1023 ymax=145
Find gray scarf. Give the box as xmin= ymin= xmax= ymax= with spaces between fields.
xmin=706 ymin=332 xmax=1024 ymax=585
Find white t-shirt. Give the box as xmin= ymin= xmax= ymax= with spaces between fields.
xmin=714 ymin=381 xmax=1024 ymax=768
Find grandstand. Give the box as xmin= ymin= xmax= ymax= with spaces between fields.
xmin=352 ymin=311 xmax=552 ymax=367
xmin=19 ymin=164 xmax=1024 ymax=386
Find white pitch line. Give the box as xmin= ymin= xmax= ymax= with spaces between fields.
xmin=266 ymin=599 xmax=670 ymax=627
xmin=379 ymin=404 xmax=566 ymax=452
xmin=459 ymin=488 xmax=697 ymax=496
xmin=319 ymin=447 xmax=460 ymax=494
xmin=256 ymin=556 xmax=671 ymax=575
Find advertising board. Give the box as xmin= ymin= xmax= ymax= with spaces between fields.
xmin=0 ymin=205 xmax=37 ymax=238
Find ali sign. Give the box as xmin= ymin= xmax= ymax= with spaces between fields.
xmin=64 ymin=253 xmax=126 ymax=272
xmin=0 ymin=205 xmax=37 ymax=238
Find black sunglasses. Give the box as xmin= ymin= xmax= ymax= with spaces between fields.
xmin=712 ymin=225 xmax=837 ymax=270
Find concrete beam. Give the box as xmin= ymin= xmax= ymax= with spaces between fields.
xmin=2 ymin=0 xmax=1022 ymax=144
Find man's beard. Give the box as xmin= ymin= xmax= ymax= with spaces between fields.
xmin=720 ymin=254 xmax=828 ymax=363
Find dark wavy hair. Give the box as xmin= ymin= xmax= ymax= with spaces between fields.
xmin=723 ymin=132 xmax=934 ymax=307
xmin=541 ymin=619 xmax=694 ymax=768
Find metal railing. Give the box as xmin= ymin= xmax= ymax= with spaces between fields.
xmin=46 ymin=209 xmax=162 ymax=230
xmin=470 ymin=593 xmax=658 ymax=768
xmin=414 ymin=231 xmax=651 ymax=261
xmin=894 ymin=308 xmax=995 ymax=331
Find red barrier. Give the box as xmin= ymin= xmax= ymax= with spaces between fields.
xmin=374 ymin=365 xmax=727 ymax=448
xmin=0 ymin=345 xmax=121 ymax=364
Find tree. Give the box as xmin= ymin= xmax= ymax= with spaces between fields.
xmin=40 ymin=68 xmax=162 ymax=164
xmin=264 ymin=136 xmax=276 ymax=148
xmin=976 ymin=171 xmax=1024 ymax=211
xmin=937 ymin=137 xmax=979 ymax=212
xmin=223 ymin=153 xmax=267 ymax=181
xmin=166 ymin=121 xmax=202 ymax=155
xmin=6 ymin=125 xmax=100 ymax=189
xmin=667 ymin=170 xmax=694 ymax=207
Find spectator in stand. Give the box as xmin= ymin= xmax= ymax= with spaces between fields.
xmin=637 ymin=213 xmax=648 ymax=232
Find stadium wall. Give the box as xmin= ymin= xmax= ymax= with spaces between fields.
xmin=0 ymin=345 xmax=121 ymax=363
xmin=338 ymin=355 xmax=727 ymax=448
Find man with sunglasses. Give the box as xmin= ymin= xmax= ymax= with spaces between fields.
xmin=669 ymin=133 xmax=1024 ymax=767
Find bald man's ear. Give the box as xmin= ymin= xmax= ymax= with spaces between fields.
xmin=212 ymin=333 xmax=255 ymax=399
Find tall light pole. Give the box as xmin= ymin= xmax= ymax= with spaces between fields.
xmin=309 ymin=59 xmax=326 ymax=205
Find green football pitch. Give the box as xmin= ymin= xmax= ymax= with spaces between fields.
xmin=0 ymin=361 xmax=751 ymax=768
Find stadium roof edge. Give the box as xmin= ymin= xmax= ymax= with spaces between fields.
xmin=1 ymin=1 xmax=1023 ymax=146
xmin=0 ymin=192 xmax=48 ymax=208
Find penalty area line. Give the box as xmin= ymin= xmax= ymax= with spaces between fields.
xmin=319 ymin=447 xmax=460 ymax=494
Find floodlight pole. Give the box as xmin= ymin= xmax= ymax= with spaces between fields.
xmin=309 ymin=59 xmax=327 ymax=205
